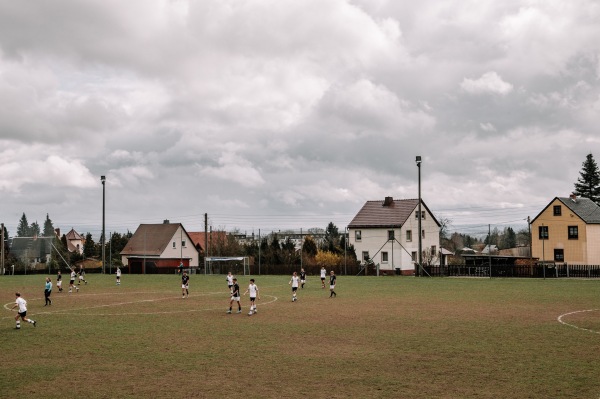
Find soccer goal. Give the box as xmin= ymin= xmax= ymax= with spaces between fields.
xmin=204 ymin=256 xmax=250 ymax=275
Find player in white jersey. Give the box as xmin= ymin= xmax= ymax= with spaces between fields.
xmin=320 ymin=267 xmax=327 ymax=288
xmin=11 ymin=292 xmax=36 ymax=329
xmin=226 ymin=272 xmax=234 ymax=294
xmin=289 ymin=272 xmax=300 ymax=302
xmin=69 ymin=269 xmax=79 ymax=293
xmin=243 ymin=279 xmax=260 ymax=315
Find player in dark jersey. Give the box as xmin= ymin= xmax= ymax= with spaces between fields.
xmin=56 ymin=270 xmax=63 ymax=292
xmin=181 ymin=272 xmax=189 ymax=299
xmin=300 ymin=268 xmax=306 ymax=289
xmin=227 ymin=278 xmax=242 ymax=314
xmin=329 ymin=271 xmax=337 ymax=298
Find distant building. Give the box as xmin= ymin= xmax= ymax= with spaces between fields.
xmin=64 ymin=228 xmax=85 ymax=254
xmin=530 ymin=195 xmax=600 ymax=264
xmin=10 ymin=236 xmax=54 ymax=268
xmin=348 ymin=196 xmax=441 ymax=275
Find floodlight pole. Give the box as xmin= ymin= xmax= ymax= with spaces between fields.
xmin=416 ymin=156 xmax=422 ymax=277
xmin=1 ymin=222 xmax=4 ymax=276
xmin=101 ymin=175 xmax=106 ymax=274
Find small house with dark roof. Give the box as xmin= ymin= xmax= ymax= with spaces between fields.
xmin=10 ymin=236 xmax=54 ymax=268
xmin=348 ymin=196 xmax=441 ymax=275
xmin=65 ymin=228 xmax=84 ymax=254
xmin=120 ymin=222 xmax=200 ymax=273
xmin=530 ymin=195 xmax=600 ymax=264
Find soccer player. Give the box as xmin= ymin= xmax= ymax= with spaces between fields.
xmin=181 ymin=271 xmax=190 ymax=298
xmin=226 ymin=272 xmax=234 ymax=294
xmin=289 ymin=271 xmax=300 ymax=302
xmin=44 ymin=277 xmax=52 ymax=306
xmin=243 ymin=279 xmax=260 ymax=315
xmin=11 ymin=292 xmax=36 ymax=329
xmin=56 ymin=270 xmax=63 ymax=292
xmin=320 ymin=266 xmax=327 ymax=288
xmin=116 ymin=266 xmax=121 ymax=285
xmin=300 ymin=268 xmax=306 ymax=289
xmin=329 ymin=270 xmax=337 ymax=298
xmin=227 ymin=278 xmax=242 ymax=314
xmin=69 ymin=268 xmax=79 ymax=293
xmin=78 ymin=266 xmax=88 ymax=285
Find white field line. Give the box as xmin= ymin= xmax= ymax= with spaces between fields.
xmin=2 ymin=291 xmax=278 ymax=319
xmin=557 ymin=309 xmax=600 ymax=334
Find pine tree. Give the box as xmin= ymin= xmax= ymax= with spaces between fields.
xmin=574 ymin=153 xmax=600 ymax=204
xmin=16 ymin=213 xmax=29 ymax=237
xmin=43 ymin=214 xmax=55 ymax=237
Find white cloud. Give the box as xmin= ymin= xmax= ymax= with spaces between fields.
xmin=461 ymin=71 xmax=514 ymax=95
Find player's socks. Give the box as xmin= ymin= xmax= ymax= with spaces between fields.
xmin=16 ymin=321 xmax=21 ymax=329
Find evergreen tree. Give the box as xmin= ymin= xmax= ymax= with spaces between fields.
xmin=30 ymin=221 xmax=41 ymax=237
xmin=16 ymin=213 xmax=29 ymax=237
xmin=574 ymin=153 xmax=600 ymax=204
xmin=84 ymin=232 xmax=96 ymax=257
xmin=43 ymin=214 xmax=55 ymax=237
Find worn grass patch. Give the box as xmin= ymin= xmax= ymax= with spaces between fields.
xmin=1 ymin=275 xmax=600 ymax=398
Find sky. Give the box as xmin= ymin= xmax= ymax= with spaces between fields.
xmin=1 ymin=0 xmax=599 ymax=240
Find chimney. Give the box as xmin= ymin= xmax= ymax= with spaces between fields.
xmin=163 ymin=219 xmax=170 ymax=224
xmin=383 ymin=196 xmax=394 ymax=206
xmin=570 ymin=193 xmax=577 ymax=203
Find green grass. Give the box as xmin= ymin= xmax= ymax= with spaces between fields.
xmin=1 ymin=274 xmax=600 ymax=398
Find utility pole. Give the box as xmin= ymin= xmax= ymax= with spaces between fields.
xmin=416 ymin=156 xmax=422 ymax=277
xmin=1 ymin=222 xmax=4 ymax=276
xmin=101 ymin=175 xmax=106 ymax=274
xmin=204 ymin=213 xmax=208 ymax=275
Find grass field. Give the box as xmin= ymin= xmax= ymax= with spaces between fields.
xmin=1 ymin=274 xmax=600 ymax=399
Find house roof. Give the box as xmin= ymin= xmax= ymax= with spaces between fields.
xmin=188 ymin=231 xmax=227 ymax=252
xmin=532 ymin=196 xmax=600 ymax=224
xmin=120 ymin=223 xmax=196 ymax=256
xmin=348 ymin=197 xmax=440 ymax=228
xmin=65 ymin=228 xmax=84 ymax=241
xmin=10 ymin=236 xmax=54 ymax=257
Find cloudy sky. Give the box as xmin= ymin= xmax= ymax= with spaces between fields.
xmin=1 ymin=0 xmax=599 ymax=239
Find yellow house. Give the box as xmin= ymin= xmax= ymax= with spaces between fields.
xmin=531 ymin=195 xmax=600 ymax=264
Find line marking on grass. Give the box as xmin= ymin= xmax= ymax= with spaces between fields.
xmin=2 ymin=293 xmax=279 ymax=318
xmin=557 ymin=309 xmax=600 ymax=334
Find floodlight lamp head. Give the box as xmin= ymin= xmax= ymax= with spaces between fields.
xmin=101 ymin=175 xmax=106 ymax=183
xmin=415 ymin=156 xmax=422 ymax=165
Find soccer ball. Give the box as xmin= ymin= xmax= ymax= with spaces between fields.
xmin=248 ymin=311 xmax=253 ymax=316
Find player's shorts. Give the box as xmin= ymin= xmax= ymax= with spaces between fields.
xmin=249 ymin=297 xmax=256 ymax=302
xmin=231 ymin=296 xmax=240 ymax=301
xmin=18 ymin=311 xmax=26 ymax=317
xmin=292 ymin=287 xmax=298 ymax=292
xmin=321 ymin=277 xmax=325 ymax=281
xmin=182 ymin=284 xmax=189 ymax=289
xmin=330 ymin=285 xmax=335 ymax=289
xmin=300 ymin=279 xmax=305 ymax=284
xmin=70 ymin=280 xmax=75 ymax=284
xmin=57 ymin=281 xmax=62 ymax=287
xmin=79 ymin=276 xmax=84 ymax=280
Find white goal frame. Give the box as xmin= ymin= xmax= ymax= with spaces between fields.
xmin=204 ymin=256 xmax=250 ymax=275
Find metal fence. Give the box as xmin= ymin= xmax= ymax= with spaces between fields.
xmin=421 ymin=264 xmax=600 ymax=278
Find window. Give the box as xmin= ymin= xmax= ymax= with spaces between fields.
xmin=406 ymin=230 xmax=412 ymax=242
xmin=554 ymin=249 xmax=564 ymax=262
xmin=355 ymin=230 xmax=362 ymax=241
xmin=172 ymin=241 xmax=176 ymax=248
xmin=431 ymin=245 xmax=437 ymax=255
xmin=415 ymin=211 xmax=426 ymax=220
xmin=388 ymin=230 xmax=395 ymax=241
xmin=422 ymin=230 xmax=425 ymax=239
xmin=362 ymin=251 xmax=370 ymax=262
xmin=568 ymin=226 xmax=578 ymax=240
xmin=182 ymin=240 xmax=187 ymax=247
xmin=553 ymin=205 xmax=562 ymax=216
xmin=538 ymin=226 xmax=548 ymax=240
xmin=411 ymin=251 xmax=417 ymax=262
xmin=381 ymin=252 xmax=388 ymax=263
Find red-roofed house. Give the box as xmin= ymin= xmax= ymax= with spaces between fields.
xmin=348 ymin=196 xmax=441 ymax=275
xmin=120 ymin=222 xmax=199 ymax=273
xmin=65 ymin=228 xmax=84 ymax=254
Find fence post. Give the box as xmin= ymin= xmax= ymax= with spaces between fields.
xmin=566 ymin=263 xmax=569 ymax=278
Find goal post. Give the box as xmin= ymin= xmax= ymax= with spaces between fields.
xmin=205 ymin=256 xmax=250 ymax=275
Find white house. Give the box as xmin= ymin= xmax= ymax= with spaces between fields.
xmin=120 ymin=222 xmax=199 ymax=273
xmin=348 ymin=196 xmax=441 ymax=275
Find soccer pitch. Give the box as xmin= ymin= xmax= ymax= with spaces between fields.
xmin=1 ymin=274 xmax=599 ymax=398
